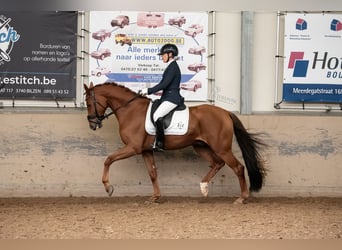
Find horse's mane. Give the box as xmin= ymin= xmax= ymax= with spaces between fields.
xmin=94 ymin=82 xmax=143 ymax=97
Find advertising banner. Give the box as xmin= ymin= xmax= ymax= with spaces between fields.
xmin=89 ymin=11 xmax=208 ymax=101
xmin=283 ymin=13 xmax=342 ymax=103
xmin=0 ymin=11 xmax=77 ymax=100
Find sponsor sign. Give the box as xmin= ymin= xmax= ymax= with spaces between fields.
xmin=89 ymin=11 xmax=208 ymax=101
xmin=0 ymin=11 xmax=77 ymax=100
xmin=283 ymin=13 xmax=342 ymax=103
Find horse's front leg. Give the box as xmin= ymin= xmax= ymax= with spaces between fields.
xmin=142 ymin=150 xmax=161 ymax=203
xmin=102 ymin=145 xmax=136 ymax=196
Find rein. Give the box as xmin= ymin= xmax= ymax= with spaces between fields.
xmin=87 ymin=88 xmax=141 ymax=126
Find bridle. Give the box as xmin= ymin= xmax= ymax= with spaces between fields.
xmin=86 ymin=88 xmax=140 ymax=128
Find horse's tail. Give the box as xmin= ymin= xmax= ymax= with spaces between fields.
xmin=229 ymin=112 xmax=267 ymax=192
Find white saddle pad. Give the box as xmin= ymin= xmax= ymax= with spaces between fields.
xmin=145 ymin=101 xmax=189 ymax=135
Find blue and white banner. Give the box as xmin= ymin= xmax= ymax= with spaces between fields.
xmin=0 ymin=11 xmax=77 ymax=100
xmin=89 ymin=11 xmax=208 ymax=101
xmin=283 ymin=13 xmax=342 ymax=103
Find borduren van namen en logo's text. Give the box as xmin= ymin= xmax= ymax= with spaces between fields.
xmin=288 ymin=51 xmax=342 ymax=79
xmin=0 ymin=17 xmax=20 ymax=64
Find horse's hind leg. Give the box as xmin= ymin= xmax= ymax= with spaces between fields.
xmin=194 ymin=143 xmax=249 ymax=204
xmin=142 ymin=150 xmax=161 ymax=203
xmin=219 ymin=150 xmax=249 ymax=204
xmin=193 ymin=144 xmax=225 ymax=197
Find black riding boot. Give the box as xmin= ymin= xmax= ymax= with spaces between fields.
xmin=152 ymin=118 xmax=165 ymax=152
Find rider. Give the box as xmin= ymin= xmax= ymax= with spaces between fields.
xmin=139 ymin=43 xmax=184 ymax=151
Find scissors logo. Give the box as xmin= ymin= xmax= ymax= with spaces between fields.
xmin=0 ymin=17 xmax=20 ymax=63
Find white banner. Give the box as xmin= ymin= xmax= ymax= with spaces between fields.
xmin=283 ymin=13 xmax=342 ymax=103
xmin=89 ymin=11 xmax=208 ymax=101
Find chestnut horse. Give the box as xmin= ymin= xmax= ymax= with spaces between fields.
xmin=84 ymin=82 xmax=267 ymax=204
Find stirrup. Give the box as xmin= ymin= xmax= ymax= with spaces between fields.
xmin=152 ymin=140 xmax=164 ymax=152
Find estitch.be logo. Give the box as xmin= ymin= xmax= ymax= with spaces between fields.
xmin=288 ymin=51 xmax=309 ymax=77
xmin=0 ymin=16 xmax=20 ymax=64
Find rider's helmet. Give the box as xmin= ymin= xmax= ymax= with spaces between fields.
xmin=158 ymin=43 xmax=178 ymax=57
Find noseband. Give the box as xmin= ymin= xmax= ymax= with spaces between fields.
xmin=86 ymin=88 xmax=140 ymax=128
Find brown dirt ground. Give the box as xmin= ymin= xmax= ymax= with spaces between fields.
xmin=0 ymin=196 xmax=341 ymax=239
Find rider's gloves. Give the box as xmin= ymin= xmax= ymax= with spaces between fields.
xmin=139 ymin=88 xmax=148 ymax=96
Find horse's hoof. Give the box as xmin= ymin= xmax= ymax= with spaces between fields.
xmin=144 ymin=200 xmax=157 ymax=205
xmin=200 ymin=182 xmax=209 ymax=197
xmin=144 ymin=196 xmax=160 ymax=204
xmin=233 ymin=197 xmax=248 ymax=204
xmin=107 ymin=185 xmax=114 ymax=197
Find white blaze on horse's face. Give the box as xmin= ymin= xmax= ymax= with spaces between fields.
xmin=96 ymin=122 xmax=102 ymax=130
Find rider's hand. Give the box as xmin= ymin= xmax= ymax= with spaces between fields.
xmin=139 ymin=88 xmax=148 ymax=96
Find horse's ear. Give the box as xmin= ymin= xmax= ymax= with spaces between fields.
xmin=84 ymin=82 xmax=94 ymax=92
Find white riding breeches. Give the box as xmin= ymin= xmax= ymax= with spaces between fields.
xmin=153 ymin=101 xmax=178 ymax=122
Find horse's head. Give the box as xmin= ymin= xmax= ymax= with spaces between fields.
xmin=84 ymin=83 xmax=108 ymax=130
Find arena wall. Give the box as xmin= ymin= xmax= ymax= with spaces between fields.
xmin=1 ymin=112 xmax=341 ymax=198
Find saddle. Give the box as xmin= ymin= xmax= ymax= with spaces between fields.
xmin=150 ymin=99 xmax=186 ymax=128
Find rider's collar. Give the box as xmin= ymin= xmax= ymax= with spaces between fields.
xmin=166 ymin=58 xmax=175 ymax=66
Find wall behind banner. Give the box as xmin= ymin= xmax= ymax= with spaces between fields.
xmin=0 ymin=11 xmax=341 ymax=198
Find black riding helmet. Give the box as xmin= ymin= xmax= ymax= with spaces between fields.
xmin=158 ymin=43 xmax=178 ymax=57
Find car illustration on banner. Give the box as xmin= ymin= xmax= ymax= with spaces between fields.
xmin=137 ymin=12 xmax=164 ymax=28
xmin=187 ymin=63 xmax=206 ymax=72
xmin=168 ymin=16 xmax=186 ymax=27
xmin=188 ymin=45 xmax=206 ymax=55
xmin=111 ymin=15 xmax=130 ymax=28
xmin=184 ymin=24 xmax=204 ymax=37
xmin=180 ymin=80 xmax=202 ymax=92
xmin=91 ymin=66 xmax=111 ymax=77
xmin=115 ymin=33 xmax=132 ymax=46
xmin=90 ymin=48 xmax=111 ymax=60
xmin=92 ymin=29 xmax=111 ymax=42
